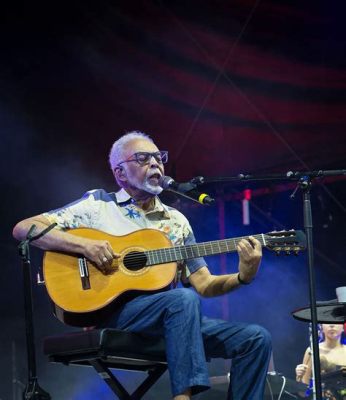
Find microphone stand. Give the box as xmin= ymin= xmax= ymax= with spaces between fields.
xmin=201 ymin=168 xmax=346 ymax=400
xmin=298 ymin=176 xmax=321 ymax=400
xmin=18 ymin=223 xmax=57 ymax=400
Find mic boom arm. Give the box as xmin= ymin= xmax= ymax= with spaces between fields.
xmin=160 ymin=176 xmax=215 ymax=205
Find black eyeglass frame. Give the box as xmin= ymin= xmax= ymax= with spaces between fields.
xmin=117 ymin=151 xmax=168 ymax=167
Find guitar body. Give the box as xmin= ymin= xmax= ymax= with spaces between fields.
xmin=43 ymin=228 xmax=177 ymax=326
xmin=43 ymin=227 xmax=306 ymax=326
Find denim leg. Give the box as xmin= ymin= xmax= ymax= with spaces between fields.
xmin=106 ymin=289 xmax=210 ymax=397
xmin=201 ymin=317 xmax=272 ymax=400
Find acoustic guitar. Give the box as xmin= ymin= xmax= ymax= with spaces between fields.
xmin=43 ymin=228 xmax=306 ymax=326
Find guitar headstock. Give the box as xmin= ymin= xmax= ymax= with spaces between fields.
xmin=265 ymin=230 xmax=306 ymax=255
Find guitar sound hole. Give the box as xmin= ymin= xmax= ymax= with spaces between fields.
xmin=123 ymin=251 xmax=148 ymax=271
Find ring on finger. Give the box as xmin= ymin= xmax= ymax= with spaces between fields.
xmin=102 ymin=256 xmax=108 ymax=263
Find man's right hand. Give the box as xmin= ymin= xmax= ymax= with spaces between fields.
xmin=83 ymin=238 xmax=120 ymax=274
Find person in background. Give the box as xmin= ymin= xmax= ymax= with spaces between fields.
xmin=296 ymin=324 xmax=346 ymax=399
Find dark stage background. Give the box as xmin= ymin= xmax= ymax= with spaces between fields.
xmin=1 ymin=1 xmax=346 ymax=399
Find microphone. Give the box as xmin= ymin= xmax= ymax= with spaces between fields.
xmin=160 ymin=176 xmax=214 ymax=205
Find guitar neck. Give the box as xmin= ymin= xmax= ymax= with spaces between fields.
xmin=146 ymin=234 xmax=267 ymax=265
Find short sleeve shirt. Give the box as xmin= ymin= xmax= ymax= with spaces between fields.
xmin=43 ymin=188 xmax=207 ymax=279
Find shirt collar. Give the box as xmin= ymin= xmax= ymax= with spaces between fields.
xmin=115 ymin=188 xmax=133 ymax=204
xmin=115 ymin=188 xmax=170 ymax=219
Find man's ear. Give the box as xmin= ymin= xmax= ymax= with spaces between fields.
xmin=114 ymin=166 xmax=127 ymax=183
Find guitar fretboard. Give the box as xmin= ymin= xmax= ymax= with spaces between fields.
xmin=145 ymin=234 xmax=267 ymax=266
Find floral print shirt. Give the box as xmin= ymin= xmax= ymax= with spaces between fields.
xmin=43 ymin=188 xmax=206 ymax=282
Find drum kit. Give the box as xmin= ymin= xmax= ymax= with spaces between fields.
xmin=292 ymin=300 xmax=346 ymax=399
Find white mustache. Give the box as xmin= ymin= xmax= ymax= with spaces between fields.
xmin=147 ymin=170 xmax=162 ymax=179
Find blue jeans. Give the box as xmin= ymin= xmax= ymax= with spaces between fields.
xmin=106 ymin=288 xmax=272 ymax=399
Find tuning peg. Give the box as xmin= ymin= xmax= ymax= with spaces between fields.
xmin=275 ymin=251 xmax=281 ymax=256
xmin=294 ymin=251 xmax=299 ymax=256
xmin=285 ymin=251 xmax=291 ymax=256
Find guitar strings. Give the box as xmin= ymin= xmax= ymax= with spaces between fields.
xmin=123 ymin=234 xmax=268 ymax=264
xmin=122 ymin=232 xmax=300 ymax=265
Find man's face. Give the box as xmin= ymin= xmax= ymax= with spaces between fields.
xmin=118 ymin=138 xmax=165 ymax=195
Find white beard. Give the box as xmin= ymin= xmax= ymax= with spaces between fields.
xmin=128 ymin=174 xmax=163 ymax=195
xmin=141 ymin=179 xmax=163 ymax=195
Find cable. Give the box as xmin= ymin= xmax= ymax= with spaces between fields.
xmin=265 ymin=376 xmax=275 ymax=400
xmin=277 ymin=375 xmax=286 ymax=400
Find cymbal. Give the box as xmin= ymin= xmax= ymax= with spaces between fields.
xmin=292 ymin=302 xmax=346 ymax=323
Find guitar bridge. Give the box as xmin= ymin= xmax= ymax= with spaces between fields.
xmin=78 ymin=257 xmax=91 ymax=290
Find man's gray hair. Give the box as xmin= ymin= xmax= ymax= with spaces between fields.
xmin=109 ymin=131 xmax=153 ymax=171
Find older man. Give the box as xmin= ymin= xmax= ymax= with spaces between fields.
xmin=13 ymin=131 xmax=271 ymax=400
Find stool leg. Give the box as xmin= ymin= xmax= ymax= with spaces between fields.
xmin=130 ymin=365 xmax=167 ymax=399
xmin=90 ymin=359 xmax=131 ymax=399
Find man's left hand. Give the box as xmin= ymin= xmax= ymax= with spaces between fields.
xmin=237 ymin=236 xmax=262 ymax=284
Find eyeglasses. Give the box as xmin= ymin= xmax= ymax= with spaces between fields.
xmin=117 ymin=151 xmax=168 ymax=167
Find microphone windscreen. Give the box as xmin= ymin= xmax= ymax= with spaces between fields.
xmin=159 ymin=175 xmax=174 ymax=190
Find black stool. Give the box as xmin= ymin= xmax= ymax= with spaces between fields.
xmin=43 ymin=328 xmax=167 ymax=399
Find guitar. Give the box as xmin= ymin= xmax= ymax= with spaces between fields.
xmin=43 ymin=228 xmax=306 ymax=326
